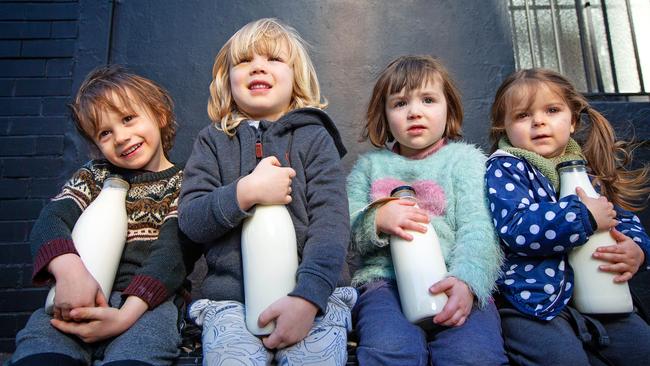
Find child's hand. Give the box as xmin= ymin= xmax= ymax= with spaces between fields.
xmin=237 ymin=156 xmax=296 ymax=210
xmin=258 ymin=295 xmax=318 ymax=349
xmin=376 ymin=199 xmax=430 ymax=241
xmin=49 ymin=254 xmax=105 ymax=321
xmin=430 ymin=277 xmax=473 ymax=327
xmin=50 ymin=296 xmax=147 ymax=343
xmin=593 ymin=228 xmax=645 ymax=282
xmin=576 ymin=187 xmax=618 ymax=231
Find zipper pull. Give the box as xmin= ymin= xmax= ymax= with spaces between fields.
xmin=255 ymin=140 xmax=263 ymax=159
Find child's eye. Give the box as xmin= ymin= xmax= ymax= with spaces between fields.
xmin=236 ymin=58 xmax=251 ymax=65
xmin=548 ymin=107 xmax=559 ymax=113
xmin=97 ymin=130 xmax=111 ymax=139
xmin=123 ymin=115 xmax=135 ymax=123
xmin=269 ymin=56 xmax=284 ymax=62
xmin=515 ymin=112 xmax=529 ymax=120
xmin=392 ymin=100 xmax=406 ymax=108
xmin=423 ymin=97 xmax=435 ymax=104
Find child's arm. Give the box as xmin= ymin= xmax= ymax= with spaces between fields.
xmin=594 ymin=208 xmax=650 ymax=281
xmin=444 ymin=146 xmax=502 ymax=306
xmin=486 ymin=156 xmax=595 ymax=257
xmin=48 ymin=253 xmax=104 ymax=321
xmin=50 ymin=295 xmax=148 ymax=343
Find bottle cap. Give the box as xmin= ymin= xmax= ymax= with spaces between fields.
xmin=556 ymin=160 xmax=586 ymax=170
xmin=390 ymin=185 xmax=416 ymax=198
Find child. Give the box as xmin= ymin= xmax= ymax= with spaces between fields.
xmin=347 ymin=55 xmax=508 ymax=365
xmin=178 ymin=18 xmax=356 ymax=365
xmin=10 ymin=65 xmax=199 ymax=366
xmin=486 ymin=68 xmax=650 ymax=365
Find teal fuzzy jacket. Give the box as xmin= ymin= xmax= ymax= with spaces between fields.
xmin=347 ymin=142 xmax=503 ymax=305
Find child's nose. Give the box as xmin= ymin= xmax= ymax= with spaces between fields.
xmin=250 ymin=57 xmax=267 ymax=74
xmin=407 ymin=105 xmax=422 ymax=119
xmin=532 ymin=113 xmax=545 ymax=126
xmin=114 ymin=127 xmax=129 ymax=144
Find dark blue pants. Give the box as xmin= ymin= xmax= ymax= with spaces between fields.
xmin=499 ymin=305 xmax=650 ymax=366
xmin=353 ymin=280 xmax=508 ymax=366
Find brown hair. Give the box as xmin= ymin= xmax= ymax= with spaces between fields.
xmin=490 ymin=68 xmax=649 ymax=211
xmin=208 ymin=18 xmax=326 ymax=136
xmin=70 ymin=64 xmax=177 ymax=156
xmin=362 ymin=55 xmax=463 ymax=147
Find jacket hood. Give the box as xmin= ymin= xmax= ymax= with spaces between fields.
xmin=257 ymin=108 xmax=347 ymax=158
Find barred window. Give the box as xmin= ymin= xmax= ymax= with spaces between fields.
xmin=508 ymin=0 xmax=649 ymax=99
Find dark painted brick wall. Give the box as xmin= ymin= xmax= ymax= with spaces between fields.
xmin=0 ymin=0 xmax=79 ymax=352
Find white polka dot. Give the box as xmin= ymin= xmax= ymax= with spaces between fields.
xmin=569 ymin=234 xmax=580 ymax=243
xmin=489 ymin=188 xmax=497 ymax=194
xmin=565 ymin=282 xmax=572 ymax=290
xmin=520 ymin=291 xmax=531 ymax=300
xmin=559 ymin=201 xmax=568 ymax=209
xmin=529 ymin=172 xmax=535 ymax=180
xmin=545 ymin=230 xmax=556 ymax=239
xmin=565 ymin=212 xmax=576 ymax=222
xmin=504 ymin=279 xmax=515 ymax=285
xmin=503 ymin=162 xmax=512 ymax=168
xmin=530 ymin=203 xmax=539 ymax=211
xmin=535 ymin=304 xmax=543 ymax=311
xmin=524 ymin=264 xmax=534 ymax=271
xmin=530 ymin=225 xmax=540 ymax=234
xmin=537 ymin=188 xmax=547 ymax=197
xmin=550 ymin=197 xmax=557 ymax=203
xmin=529 ymin=189 xmax=534 ymax=198
xmin=493 ymin=219 xmax=497 ymax=227
xmin=490 ymin=203 xmax=495 ymax=212
xmin=558 ymin=261 xmax=565 ymax=271
xmin=633 ymin=215 xmax=640 ymax=223
xmin=564 ymin=298 xmax=570 ymax=305
xmin=510 ymin=264 xmax=518 ymax=270
xmin=545 ymin=211 xmax=556 ymax=221
xmin=501 ymin=209 xmax=508 ymax=218
xmin=518 ymin=203 xmax=526 ymax=209
xmin=517 ymin=252 xmax=528 ymax=256
xmin=505 ymin=183 xmax=515 ymax=191
xmin=633 ymin=237 xmax=642 ymax=243
xmin=516 ymin=235 xmax=526 ymax=245
xmin=553 ymin=245 xmax=564 ymax=252
xmin=517 ymin=162 xmax=525 ymax=171
xmin=530 ymin=242 xmax=541 ymax=250
xmin=506 ymin=270 xmax=515 ymax=275
xmin=514 ymin=174 xmax=521 ymax=181
xmin=525 ymin=278 xmax=536 ymax=283
xmin=495 ymin=169 xmax=503 ymax=178
xmin=545 ymin=316 xmax=554 ymax=321
xmin=545 ymin=268 xmax=556 ymax=277
xmin=521 ymin=198 xmax=530 ymax=205
xmin=500 ymin=226 xmax=507 ymax=234
xmin=544 ymin=284 xmax=555 ymax=294
xmin=549 ymin=294 xmax=557 ymax=301
xmin=487 ymin=163 xmax=492 ymax=170
xmin=517 ymin=218 xmax=523 ymax=225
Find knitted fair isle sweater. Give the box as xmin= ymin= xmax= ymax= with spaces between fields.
xmin=30 ymin=160 xmax=197 ymax=309
xmin=347 ymin=142 xmax=503 ymax=305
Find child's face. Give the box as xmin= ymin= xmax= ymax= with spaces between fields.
xmin=504 ymin=83 xmax=574 ymax=158
xmin=229 ymin=43 xmax=294 ymax=122
xmin=385 ymin=79 xmax=448 ymax=157
xmin=93 ymin=93 xmax=171 ymax=172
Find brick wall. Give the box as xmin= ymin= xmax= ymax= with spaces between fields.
xmin=0 ymin=0 xmax=80 ymax=352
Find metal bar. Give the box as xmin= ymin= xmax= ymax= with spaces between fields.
xmin=625 ymin=0 xmax=646 ymax=93
xmin=600 ymin=0 xmax=619 ymax=93
xmin=524 ymin=0 xmax=537 ymax=67
xmin=585 ymin=1 xmax=605 ymax=92
xmin=550 ymin=0 xmax=563 ymax=73
xmin=575 ymin=0 xmax=594 ymax=91
xmin=107 ymin=0 xmax=116 ymax=64
xmin=509 ymin=0 xmax=522 ymax=69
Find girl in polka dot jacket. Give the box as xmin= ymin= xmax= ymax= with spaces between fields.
xmin=348 ymin=56 xmax=508 ymax=366
xmin=486 ymin=68 xmax=650 ymax=365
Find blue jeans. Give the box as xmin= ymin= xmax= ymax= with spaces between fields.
xmin=11 ymin=292 xmax=181 ymax=366
xmin=499 ymin=304 xmax=650 ymax=366
xmin=353 ymin=280 xmax=508 ymax=366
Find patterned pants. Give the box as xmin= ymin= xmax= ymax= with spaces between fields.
xmin=189 ymin=287 xmax=357 ymax=366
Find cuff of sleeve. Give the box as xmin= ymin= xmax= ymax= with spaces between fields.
xmin=212 ymin=179 xmax=251 ymax=229
xmin=32 ymin=238 xmax=78 ymax=285
xmin=122 ymin=275 xmax=168 ymax=309
xmin=362 ymin=208 xmax=390 ymax=248
xmin=577 ymin=201 xmax=595 ymax=237
xmin=448 ymin=270 xmax=491 ymax=307
xmin=289 ymin=272 xmax=333 ymax=314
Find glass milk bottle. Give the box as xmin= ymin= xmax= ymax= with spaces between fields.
xmin=241 ymin=204 xmax=298 ymax=335
xmin=557 ymin=160 xmax=633 ymax=314
xmin=389 ymin=186 xmax=448 ymax=323
xmin=45 ymin=175 xmax=129 ymax=313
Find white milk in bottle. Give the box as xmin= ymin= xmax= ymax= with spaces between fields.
xmin=389 ymin=186 xmax=448 ymax=323
xmin=557 ymin=160 xmax=632 ymax=314
xmin=241 ymin=204 xmax=298 ymax=335
xmin=45 ymin=175 xmax=129 ymax=313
